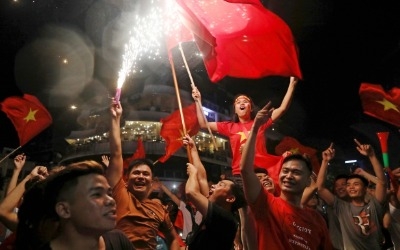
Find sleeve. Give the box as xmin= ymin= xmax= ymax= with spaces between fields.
xmin=249 ymin=188 xmax=270 ymax=220
xmin=216 ymin=121 xmax=231 ymax=137
xmin=112 ymin=178 xmax=131 ymax=221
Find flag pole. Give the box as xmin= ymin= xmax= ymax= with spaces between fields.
xmin=169 ymin=55 xmax=193 ymax=164
xmin=178 ymin=43 xmax=218 ymax=151
xmin=0 ymin=146 xmax=21 ymax=165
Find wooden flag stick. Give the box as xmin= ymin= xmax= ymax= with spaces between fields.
xmin=0 ymin=146 xmax=21 ymax=165
xmin=178 ymin=42 xmax=218 ymax=151
xmin=168 ymin=55 xmax=193 ymax=164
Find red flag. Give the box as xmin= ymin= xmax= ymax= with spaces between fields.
xmin=123 ymin=136 xmax=146 ymax=172
xmin=175 ymin=0 xmax=302 ymax=82
xmin=275 ymin=136 xmax=320 ymax=174
xmin=359 ymin=83 xmax=400 ymax=127
xmin=158 ymin=103 xmax=200 ymax=163
xmin=164 ymin=0 xmax=194 ymax=59
xmin=0 ymin=94 xmax=53 ymax=146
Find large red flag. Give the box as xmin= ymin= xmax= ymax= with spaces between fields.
xmin=275 ymin=136 xmax=320 ymax=174
xmin=164 ymin=0 xmax=194 ymax=59
xmin=359 ymin=83 xmax=400 ymax=127
xmin=158 ymin=103 xmax=200 ymax=163
xmin=175 ymin=0 xmax=302 ymax=82
xmin=0 ymin=94 xmax=53 ymax=146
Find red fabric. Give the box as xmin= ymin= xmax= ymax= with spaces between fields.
xmin=0 ymin=94 xmax=53 ymax=146
xmin=217 ymin=119 xmax=283 ymax=186
xmin=175 ymin=0 xmax=302 ymax=82
xmin=275 ymin=136 xmax=320 ymax=174
xmin=164 ymin=0 xmax=194 ymax=53
xmin=359 ymin=83 xmax=400 ymax=127
xmin=0 ymin=232 xmax=16 ymax=250
xmin=174 ymin=209 xmax=184 ymax=230
xmin=250 ymin=190 xmax=333 ymax=250
xmin=158 ymin=103 xmax=200 ymax=163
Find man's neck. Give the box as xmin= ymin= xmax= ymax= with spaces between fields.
xmin=280 ymin=193 xmax=302 ymax=208
xmin=351 ymin=196 xmax=366 ymax=206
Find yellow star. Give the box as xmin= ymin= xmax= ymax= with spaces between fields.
xmin=236 ymin=131 xmax=248 ymax=143
xmin=290 ymin=148 xmax=300 ymax=154
xmin=376 ymin=98 xmax=400 ymax=112
xmin=24 ymin=108 xmax=38 ymax=122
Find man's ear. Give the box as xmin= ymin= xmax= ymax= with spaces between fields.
xmin=226 ymin=195 xmax=236 ymax=204
xmin=55 ymin=201 xmax=71 ymax=219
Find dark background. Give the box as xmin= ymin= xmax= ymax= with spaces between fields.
xmin=1 ymin=0 xmax=400 ymax=168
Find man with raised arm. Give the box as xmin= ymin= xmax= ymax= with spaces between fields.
xmin=183 ymin=135 xmax=246 ymax=250
xmin=240 ymin=102 xmax=332 ymax=250
xmin=106 ymin=99 xmax=180 ymax=250
xmin=317 ymin=141 xmax=387 ymax=249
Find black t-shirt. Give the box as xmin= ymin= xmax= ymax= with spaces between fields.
xmin=37 ymin=229 xmax=134 ymax=250
xmin=188 ymin=201 xmax=238 ymax=250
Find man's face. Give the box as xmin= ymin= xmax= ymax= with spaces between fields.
xmin=127 ymin=164 xmax=153 ymax=199
xmin=279 ymin=160 xmax=310 ymax=195
xmin=208 ymin=180 xmax=234 ymax=205
xmin=256 ymin=173 xmax=275 ymax=194
xmin=334 ymin=178 xmax=348 ymax=198
xmin=346 ymin=178 xmax=367 ymax=199
xmin=234 ymin=96 xmax=252 ymax=119
xmin=67 ymin=174 xmax=116 ymax=235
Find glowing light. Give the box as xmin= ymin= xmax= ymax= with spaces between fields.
xmin=70 ymin=105 xmax=77 ymax=110
xmin=116 ymin=0 xmax=192 ymax=90
xmin=117 ymin=1 xmax=165 ymax=89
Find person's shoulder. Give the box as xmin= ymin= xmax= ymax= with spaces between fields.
xmin=103 ymin=229 xmax=135 ymax=250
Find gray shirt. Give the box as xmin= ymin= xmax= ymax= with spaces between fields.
xmin=334 ymin=196 xmax=383 ymax=250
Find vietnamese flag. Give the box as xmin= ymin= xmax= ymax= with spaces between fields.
xmin=0 ymin=94 xmax=53 ymax=146
xmin=359 ymin=83 xmax=400 ymax=127
xmin=123 ymin=136 xmax=146 ymax=173
xmin=275 ymin=136 xmax=320 ymax=174
xmin=175 ymin=0 xmax=302 ymax=82
xmin=158 ymin=103 xmax=200 ymax=163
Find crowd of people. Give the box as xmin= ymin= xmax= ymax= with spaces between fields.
xmin=0 ymin=77 xmax=399 ymax=250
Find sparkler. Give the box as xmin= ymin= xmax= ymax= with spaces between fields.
xmin=115 ymin=0 xmax=166 ymax=101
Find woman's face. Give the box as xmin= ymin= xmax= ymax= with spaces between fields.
xmin=234 ymin=96 xmax=252 ymax=120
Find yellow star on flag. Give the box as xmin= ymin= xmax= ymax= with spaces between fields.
xmin=24 ymin=108 xmax=38 ymax=122
xmin=236 ymin=131 xmax=248 ymax=143
xmin=376 ymin=98 xmax=400 ymax=112
xmin=290 ymin=148 xmax=300 ymax=154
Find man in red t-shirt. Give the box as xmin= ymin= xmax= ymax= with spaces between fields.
xmin=240 ymin=103 xmax=333 ymax=250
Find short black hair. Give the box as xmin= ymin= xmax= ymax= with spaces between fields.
xmin=17 ymin=160 xmax=105 ymax=249
xmin=334 ymin=174 xmax=349 ymax=182
xmin=127 ymin=158 xmax=154 ymax=175
xmin=254 ymin=167 xmax=268 ymax=175
xmin=282 ymin=154 xmax=312 ymax=173
xmin=225 ymin=178 xmax=247 ymax=212
xmin=347 ymin=174 xmax=369 ymax=187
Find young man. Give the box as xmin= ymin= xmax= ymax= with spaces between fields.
xmin=237 ymin=167 xmax=276 ymax=250
xmin=240 ymin=102 xmax=332 ymax=250
xmin=316 ymin=144 xmax=349 ymax=250
xmin=152 ymin=178 xmax=202 ymax=244
xmin=317 ymin=141 xmax=387 ymax=249
xmin=183 ymin=135 xmax=246 ymax=250
xmin=106 ymin=100 xmax=180 ymax=249
xmin=16 ymin=160 xmax=133 ymax=250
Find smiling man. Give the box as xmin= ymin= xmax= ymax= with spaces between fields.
xmin=240 ymin=103 xmax=333 ymax=250
xmin=317 ymin=140 xmax=387 ymax=249
xmin=106 ymin=100 xmax=181 ymax=250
